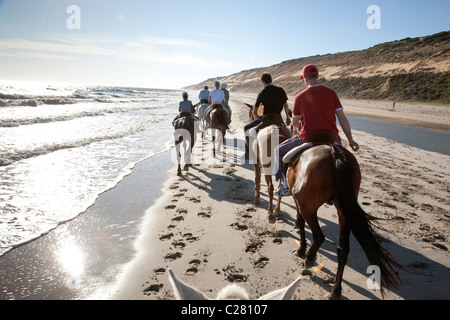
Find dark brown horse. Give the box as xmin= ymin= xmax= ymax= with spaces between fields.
xmin=285 ymin=140 xmax=402 ymax=299
xmin=173 ymin=115 xmax=197 ymax=176
xmin=209 ymin=105 xmax=228 ymax=157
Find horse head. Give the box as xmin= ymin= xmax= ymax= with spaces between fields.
xmin=244 ymin=103 xmax=264 ymax=121
xmin=168 ymin=268 xmax=302 ymax=300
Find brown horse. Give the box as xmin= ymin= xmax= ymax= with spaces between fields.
xmin=173 ymin=115 xmax=197 ymax=176
xmin=209 ymin=105 xmax=228 ymax=157
xmin=285 ymin=141 xmax=402 ymax=299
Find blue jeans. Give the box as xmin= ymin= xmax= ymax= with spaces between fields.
xmin=274 ymin=135 xmax=342 ymax=181
xmin=274 ymin=135 xmax=305 ymax=181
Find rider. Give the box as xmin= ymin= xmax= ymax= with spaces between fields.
xmin=244 ymin=73 xmax=291 ymax=134
xmin=207 ymin=81 xmax=230 ymax=125
xmin=274 ymin=64 xmax=359 ymax=196
xmin=243 ymin=73 xmax=291 ymax=159
xmin=198 ymin=86 xmax=210 ymax=104
xmin=221 ymin=83 xmax=232 ymax=123
xmin=173 ymin=92 xmax=198 ymax=124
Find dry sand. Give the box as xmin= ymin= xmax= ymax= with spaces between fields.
xmin=111 ymin=93 xmax=449 ymax=300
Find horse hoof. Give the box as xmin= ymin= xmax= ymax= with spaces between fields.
xmin=304 ymin=259 xmax=315 ymax=269
xmin=325 ymin=293 xmax=341 ymax=300
xmin=296 ymin=248 xmax=306 ymax=258
xmin=274 ymin=208 xmax=281 ymax=217
xmin=183 ymin=165 xmax=189 ymax=171
xmin=268 ymin=213 xmax=276 ymax=223
xmin=301 ymin=268 xmax=313 ymax=276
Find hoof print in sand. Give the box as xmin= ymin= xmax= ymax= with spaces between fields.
xmin=198 ymin=211 xmax=212 ymax=218
xmin=159 ymin=233 xmax=174 ymax=241
xmin=172 ymin=241 xmax=186 ymax=249
xmin=254 ymin=256 xmax=270 ymax=268
xmin=183 ymin=233 xmax=199 ymax=242
xmin=230 ymin=222 xmax=248 ymax=231
xmin=154 ymin=267 xmax=166 ymax=275
xmin=164 ymin=252 xmax=183 ymax=261
xmin=143 ymin=283 xmax=163 ymax=295
xmin=185 ymin=260 xmax=201 ymax=275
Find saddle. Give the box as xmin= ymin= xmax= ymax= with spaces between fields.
xmin=283 ymin=130 xmax=338 ymax=165
xmin=210 ymin=104 xmax=229 ymax=126
xmin=173 ymin=113 xmax=196 ymax=130
xmin=249 ymin=113 xmax=290 ymax=139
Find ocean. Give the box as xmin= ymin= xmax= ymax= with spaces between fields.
xmin=0 ymin=81 xmax=183 ymax=257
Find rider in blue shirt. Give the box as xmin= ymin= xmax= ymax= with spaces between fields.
xmin=198 ymin=86 xmax=210 ymax=104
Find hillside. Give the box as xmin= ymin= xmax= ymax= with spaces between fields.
xmin=186 ymin=31 xmax=450 ymax=104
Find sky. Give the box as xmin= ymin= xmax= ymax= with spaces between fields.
xmin=0 ymin=0 xmax=449 ymax=89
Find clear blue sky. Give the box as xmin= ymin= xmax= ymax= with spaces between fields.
xmin=0 ymin=0 xmax=449 ymax=89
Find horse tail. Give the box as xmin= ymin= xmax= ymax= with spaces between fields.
xmin=333 ymin=149 xmax=402 ymax=296
xmin=211 ymin=108 xmax=224 ymax=129
xmin=210 ymin=109 xmax=220 ymax=128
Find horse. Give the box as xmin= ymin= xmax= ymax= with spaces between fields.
xmin=209 ymin=105 xmax=228 ymax=157
xmin=168 ymin=268 xmax=302 ymax=300
xmin=246 ymin=103 xmax=291 ymax=220
xmin=251 ymin=123 xmax=291 ymax=219
xmin=173 ymin=115 xmax=198 ymax=176
xmin=284 ymin=134 xmax=403 ymax=299
xmin=197 ymin=102 xmax=210 ymax=138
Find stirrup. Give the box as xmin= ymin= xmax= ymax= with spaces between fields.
xmin=275 ymin=186 xmax=291 ymax=197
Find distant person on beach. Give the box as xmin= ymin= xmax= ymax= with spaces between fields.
xmin=206 ymin=81 xmax=231 ymax=125
xmin=198 ymin=86 xmax=210 ymax=104
xmin=273 ymin=64 xmax=359 ymax=197
xmin=221 ymin=83 xmax=230 ymax=105
xmin=173 ymin=92 xmax=198 ymax=123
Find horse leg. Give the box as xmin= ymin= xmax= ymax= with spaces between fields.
xmin=274 ymin=181 xmax=282 ymax=217
xmin=303 ymin=211 xmax=325 ymax=268
xmin=295 ymin=207 xmax=307 ymax=258
xmin=264 ymin=174 xmax=274 ymax=217
xmin=175 ymin=140 xmax=182 ymax=176
xmin=184 ymin=132 xmax=194 ymax=171
xmin=212 ymin=133 xmax=216 ymax=157
xmin=222 ymin=136 xmax=226 ymax=163
xmin=328 ymin=212 xmax=350 ymax=300
xmin=253 ymin=163 xmax=261 ymax=205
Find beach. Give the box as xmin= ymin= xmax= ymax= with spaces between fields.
xmin=110 ymin=93 xmax=450 ymax=300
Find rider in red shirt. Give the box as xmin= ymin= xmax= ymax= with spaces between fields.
xmin=294 ymin=85 xmax=342 ymax=142
xmin=274 ymin=64 xmax=359 ymax=196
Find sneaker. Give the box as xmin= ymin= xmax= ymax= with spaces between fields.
xmin=275 ymin=186 xmax=291 ymax=197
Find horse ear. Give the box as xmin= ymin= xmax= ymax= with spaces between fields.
xmin=168 ymin=268 xmax=210 ymax=300
xmin=258 ymin=277 xmax=302 ymax=300
xmin=244 ymin=103 xmax=254 ymax=109
xmin=257 ymin=104 xmax=264 ymax=117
